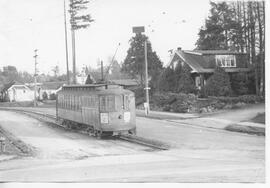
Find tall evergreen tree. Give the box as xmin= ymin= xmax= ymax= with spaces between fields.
xmin=122 ymin=33 xmax=163 ymax=86
xmin=158 ymin=67 xmax=175 ymax=92
xmin=196 ymin=2 xmax=236 ymax=50
xmin=196 ymin=1 xmax=265 ymax=96
xmin=69 ymin=0 xmax=94 ymax=84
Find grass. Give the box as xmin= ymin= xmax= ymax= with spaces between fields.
xmin=225 ymin=124 xmax=265 ymax=136
xmin=250 ymin=113 xmax=265 ymax=124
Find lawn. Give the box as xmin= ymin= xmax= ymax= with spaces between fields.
xmin=250 ymin=113 xmax=265 ymax=124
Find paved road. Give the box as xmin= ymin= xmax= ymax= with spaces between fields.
xmin=0 ymin=109 xmax=265 ymax=182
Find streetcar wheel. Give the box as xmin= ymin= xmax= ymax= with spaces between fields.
xmin=94 ymin=130 xmax=102 ymax=139
xmin=128 ymin=128 xmax=136 ymax=135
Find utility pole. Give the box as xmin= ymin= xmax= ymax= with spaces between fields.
xmin=71 ymin=29 xmax=76 ymax=84
xmin=64 ymin=0 xmax=70 ymax=85
xmin=100 ymin=60 xmax=104 ymax=81
xmin=144 ymin=40 xmax=150 ymax=115
xmin=132 ymin=26 xmax=150 ymax=115
xmin=70 ymin=0 xmax=76 ymax=85
xmin=33 ymin=49 xmax=38 ymax=107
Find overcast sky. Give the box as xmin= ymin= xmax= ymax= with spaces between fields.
xmin=0 ymin=0 xmax=210 ymax=75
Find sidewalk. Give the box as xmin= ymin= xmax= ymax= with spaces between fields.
xmin=0 ymin=155 xmax=16 ymax=162
xmin=137 ymin=103 xmax=265 ymax=135
xmin=136 ymin=109 xmax=199 ymax=120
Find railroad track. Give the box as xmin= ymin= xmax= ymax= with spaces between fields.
xmin=0 ymin=108 xmax=170 ymax=150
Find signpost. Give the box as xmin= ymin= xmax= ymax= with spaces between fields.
xmin=132 ymin=26 xmax=150 ymax=115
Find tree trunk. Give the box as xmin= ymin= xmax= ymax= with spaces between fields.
xmin=248 ymin=2 xmax=259 ymax=95
xmin=256 ymin=2 xmax=265 ymax=96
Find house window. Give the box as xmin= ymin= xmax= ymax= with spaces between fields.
xmin=215 ymin=55 xmax=236 ymax=67
xmin=195 ymin=76 xmax=201 ymax=88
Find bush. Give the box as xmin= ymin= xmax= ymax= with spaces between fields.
xmin=151 ymin=92 xmax=196 ymax=113
xmin=175 ymin=63 xmax=197 ymax=94
xmin=210 ymin=95 xmax=264 ymax=104
xmin=158 ymin=67 xmax=176 ymax=92
xmin=230 ymin=73 xmax=249 ymax=95
xmin=171 ymin=101 xmax=189 ymax=113
xmin=49 ymin=93 xmax=57 ymax=100
xmin=204 ymin=67 xmax=232 ymax=96
xmin=42 ymin=92 xmax=48 ymax=100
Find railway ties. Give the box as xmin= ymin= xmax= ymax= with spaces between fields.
xmin=0 ymin=108 xmax=170 ymax=151
xmin=118 ymin=134 xmax=170 ymax=150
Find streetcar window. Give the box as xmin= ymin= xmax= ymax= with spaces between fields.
xmin=72 ymin=95 xmax=75 ymax=110
xmin=68 ymin=95 xmax=71 ymax=109
xmin=122 ymin=95 xmax=130 ymax=110
xmin=99 ymin=95 xmax=115 ymax=112
xmin=99 ymin=96 xmax=106 ymax=111
xmin=107 ymin=95 xmax=115 ymax=111
xmin=74 ymin=96 xmax=76 ymax=110
xmin=77 ymin=96 xmax=80 ymax=110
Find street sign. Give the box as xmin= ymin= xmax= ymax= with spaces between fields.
xmin=132 ymin=26 xmax=145 ymax=34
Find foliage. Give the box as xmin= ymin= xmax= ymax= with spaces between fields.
xmin=122 ymin=33 xmax=163 ymax=86
xmin=0 ymin=66 xmax=34 ymax=84
xmin=174 ymin=63 xmax=197 ymax=94
xmin=49 ymin=93 xmax=57 ymax=100
xmin=210 ymin=95 xmax=264 ymax=104
xmin=148 ymin=92 xmax=263 ymax=114
xmin=51 ymin=66 xmax=60 ymax=77
xmin=196 ymin=1 xmax=265 ymax=96
xmin=157 ymin=67 xmax=175 ymax=92
xmin=42 ymin=92 xmax=48 ymax=100
xmin=151 ymin=93 xmax=197 ymax=113
xmin=69 ymin=0 xmax=94 ymax=30
xmin=230 ymin=73 xmax=248 ymax=95
xmin=204 ymin=67 xmax=232 ymax=96
xmin=196 ymin=2 xmax=236 ymax=50
xmin=85 ymin=74 xmax=94 ymax=84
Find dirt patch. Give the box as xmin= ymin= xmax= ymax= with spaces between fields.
xmin=225 ymin=124 xmax=265 ymax=136
xmin=0 ymin=125 xmax=35 ymax=156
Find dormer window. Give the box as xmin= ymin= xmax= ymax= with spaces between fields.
xmin=215 ymin=55 xmax=236 ymax=67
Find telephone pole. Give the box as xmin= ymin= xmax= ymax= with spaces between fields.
xmin=132 ymin=26 xmax=150 ymax=115
xmin=33 ymin=49 xmax=38 ymax=107
xmin=100 ymin=60 xmax=104 ymax=81
xmin=70 ymin=0 xmax=76 ymax=84
xmin=144 ymin=40 xmax=150 ymax=115
xmin=64 ymin=0 xmax=70 ymax=85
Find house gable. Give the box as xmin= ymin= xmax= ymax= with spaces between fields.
xmin=168 ymin=49 xmax=250 ymax=73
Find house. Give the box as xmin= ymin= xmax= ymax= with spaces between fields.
xmin=76 ymin=74 xmax=87 ymax=85
xmin=25 ymin=81 xmax=64 ymax=100
xmin=0 ymin=81 xmax=34 ymax=102
xmin=168 ymin=48 xmax=251 ymax=89
xmin=38 ymin=81 xmax=64 ymax=100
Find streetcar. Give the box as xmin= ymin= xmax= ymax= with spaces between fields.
xmin=56 ymin=84 xmax=136 ymax=138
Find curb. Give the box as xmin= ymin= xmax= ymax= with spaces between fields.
xmin=225 ymin=124 xmax=265 ymax=136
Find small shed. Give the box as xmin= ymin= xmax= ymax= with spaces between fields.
xmin=0 ymin=81 xmax=34 ymax=102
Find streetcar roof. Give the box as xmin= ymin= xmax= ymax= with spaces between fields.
xmin=58 ymin=84 xmax=133 ymax=95
xmin=62 ymin=83 xmax=121 ymax=89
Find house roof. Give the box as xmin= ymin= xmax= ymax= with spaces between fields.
xmin=109 ymin=79 xmax=139 ymax=86
xmin=40 ymin=81 xmax=65 ymax=90
xmin=0 ymin=81 xmax=25 ymax=92
xmin=169 ymin=49 xmax=250 ymax=73
xmin=185 ymin=50 xmax=246 ymax=55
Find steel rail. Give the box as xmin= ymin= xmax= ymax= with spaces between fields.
xmin=0 ymin=108 xmax=170 ymax=150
